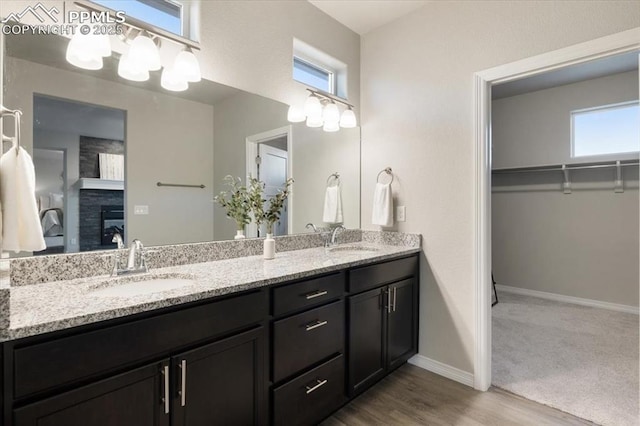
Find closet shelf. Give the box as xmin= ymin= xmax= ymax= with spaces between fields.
xmin=492 ymin=159 xmax=638 ymax=174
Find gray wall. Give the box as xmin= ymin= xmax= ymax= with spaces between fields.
xmin=360 ymin=0 xmax=639 ymax=374
xmin=492 ymin=71 xmax=639 ymax=307
xmin=493 ymin=71 xmax=639 ymax=168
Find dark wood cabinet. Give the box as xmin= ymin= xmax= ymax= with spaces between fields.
xmin=171 ymin=326 xmax=267 ymax=426
xmin=2 ymin=253 xmax=419 ymax=426
xmin=347 ymin=287 xmax=387 ymax=395
xmin=347 ymin=257 xmax=419 ymax=396
xmin=14 ymin=361 xmax=170 ymax=426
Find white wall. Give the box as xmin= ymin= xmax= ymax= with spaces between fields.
xmin=4 ymin=57 xmax=215 ymax=248
xmin=493 ymin=71 xmax=639 ymax=168
xmin=360 ymin=1 xmax=640 ymax=375
xmin=492 ymin=71 xmax=639 ymax=307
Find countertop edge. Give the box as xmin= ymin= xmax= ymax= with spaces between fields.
xmin=4 ymin=247 xmax=421 ymax=342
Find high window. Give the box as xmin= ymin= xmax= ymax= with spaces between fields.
xmin=571 ymin=101 xmax=640 ymax=157
xmin=92 ymin=0 xmax=185 ymax=37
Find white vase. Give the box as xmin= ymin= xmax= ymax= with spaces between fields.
xmin=263 ymin=233 xmax=275 ymax=259
xmin=234 ymin=229 xmax=245 ymax=240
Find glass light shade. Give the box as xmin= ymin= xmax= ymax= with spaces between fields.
xmin=173 ymin=49 xmax=201 ymax=82
xmin=94 ymin=34 xmax=112 ymax=57
xmin=287 ymin=105 xmax=306 ymax=123
xmin=339 ymin=108 xmax=357 ymax=128
xmin=161 ymin=66 xmax=189 ymax=92
xmin=129 ymin=34 xmax=161 ymax=71
xmin=306 ymin=115 xmax=323 ymax=128
xmin=323 ymin=121 xmax=340 ymax=132
xmin=322 ymin=102 xmax=340 ymax=123
xmin=66 ymin=32 xmax=104 ymax=70
xmin=118 ymin=51 xmax=150 ymax=82
xmin=303 ymin=94 xmax=322 ymax=118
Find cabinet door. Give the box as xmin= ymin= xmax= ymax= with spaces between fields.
xmin=387 ymin=278 xmax=417 ymax=371
xmin=347 ymin=287 xmax=387 ymax=396
xmin=171 ymin=326 xmax=267 ymax=426
xmin=14 ymin=361 xmax=170 ymax=426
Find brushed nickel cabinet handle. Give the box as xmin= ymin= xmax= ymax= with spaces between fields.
xmin=305 ymin=320 xmax=328 ymax=331
xmin=162 ymin=365 xmax=170 ymax=414
xmin=386 ymin=289 xmax=391 ymax=314
xmin=306 ymin=379 xmax=328 ymax=394
xmin=179 ymin=360 xmax=187 ymax=407
xmin=393 ymin=286 xmax=397 ymax=312
xmin=305 ymin=290 xmax=328 ymax=300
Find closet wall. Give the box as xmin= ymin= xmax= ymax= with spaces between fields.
xmin=492 ymin=70 xmax=639 ymax=307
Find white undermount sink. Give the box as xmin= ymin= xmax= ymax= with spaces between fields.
xmin=328 ymin=245 xmax=380 ymax=254
xmin=90 ymin=273 xmax=197 ymax=298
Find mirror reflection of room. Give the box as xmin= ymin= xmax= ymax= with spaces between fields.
xmin=33 ymin=95 xmax=125 ymax=255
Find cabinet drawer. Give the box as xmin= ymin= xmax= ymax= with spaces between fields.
xmin=273 ymin=354 xmax=345 ymax=426
xmin=13 ymin=290 xmax=268 ymax=399
xmin=348 ymin=255 xmax=418 ymax=294
xmin=273 ymin=300 xmax=344 ymax=383
xmin=272 ymin=272 xmax=344 ymax=316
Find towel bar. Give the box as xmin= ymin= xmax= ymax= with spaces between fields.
xmin=157 ymin=182 xmax=205 ymax=189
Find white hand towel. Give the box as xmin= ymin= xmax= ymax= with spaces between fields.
xmin=323 ymin=185 xmax=343 ymax=224
xmin=372 ymin=182 xmax=393 ymax=227
xmin=0 ymin=146 xmax=46 ymax=253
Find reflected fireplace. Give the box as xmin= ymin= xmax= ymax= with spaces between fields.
xmin=101 ymin=205 xmax=124 ymax=246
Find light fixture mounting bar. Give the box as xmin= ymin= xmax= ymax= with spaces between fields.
xmin=306 ymin=88 xmax=353 ymax=108
xmin=73 ymin=0 xmax=200 ymax=50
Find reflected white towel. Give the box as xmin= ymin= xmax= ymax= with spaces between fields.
xmin=323 ymin=185 xmax=343 ymax=224
xmin=0 ymin=146 xmax=46 ymax=253
xmin=372 ymin=182 xmax=393 ymax=227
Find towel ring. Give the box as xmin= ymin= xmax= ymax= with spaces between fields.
xmin=377 ymin=167 xmax=394 ymax=184
xmin=327 ymin=172 xmax=340 ymax=187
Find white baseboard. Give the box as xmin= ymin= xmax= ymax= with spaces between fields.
xmin=408 ymin=354 xmax=474 ymax=387
xmin=495 ymin=284 xmax=639 ymax=315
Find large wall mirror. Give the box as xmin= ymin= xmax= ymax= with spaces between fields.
xmin=1 ymin=31 xmax=361 ymax=256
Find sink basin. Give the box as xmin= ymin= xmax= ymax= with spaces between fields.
xmin=90 ymin=273 xmax=197 ymax=298
xmin=328 ymin=245 xmax=379 ymax=254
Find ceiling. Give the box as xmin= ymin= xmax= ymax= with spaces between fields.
xmin=309 ymin=0 xmax=427 ymax=35
xmin=493 ymin=51 xmax=639 ymax=99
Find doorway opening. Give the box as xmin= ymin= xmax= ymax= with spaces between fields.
xmin=473 ymin=29 xmax=640 ymax=394
xmin=246 ymin=126 xmax=293 ymax=238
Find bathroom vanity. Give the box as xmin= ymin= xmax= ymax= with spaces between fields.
xmin=0 ymin=241 xmax=419 ymax=425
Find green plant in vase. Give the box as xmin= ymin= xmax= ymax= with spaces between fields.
xmin=214 ymin=175 xmax=251 ymax=239
xmin=263 ymin=178 xmax=294 ymax=236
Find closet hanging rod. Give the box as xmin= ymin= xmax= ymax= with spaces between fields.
xmin=493 ymin=160 xmax=639 ymax=174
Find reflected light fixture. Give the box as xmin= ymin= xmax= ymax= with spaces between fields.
xmin=161 ymin=66 xmax=189 ymax=92
xmin=128 ymin=31 xmax=162 ymax=71
xmin=66 ymin=32 xmax=111 ymax=70
xmin=289 ymin=89 xmax=357 ymax=132
xmin=64 ymin=1 xmax=202 ymax=90
xmin=173 ymin=48 xmax=202 ymax=82
xmin=118 ymin=49 xmax=150 ymax=82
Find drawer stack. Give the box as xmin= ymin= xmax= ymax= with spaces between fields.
xmin=270 ymin=271 xmax=347 ymax=426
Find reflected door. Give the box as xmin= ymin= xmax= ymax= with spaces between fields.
xmin=258 ymin=144 xmax=288 ymax=236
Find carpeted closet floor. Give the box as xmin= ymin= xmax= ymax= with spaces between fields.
xmin=492 ymin=292 xmax=639 ymax=426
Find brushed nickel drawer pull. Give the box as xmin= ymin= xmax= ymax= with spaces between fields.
xmin=306 ymin=379 xmax=328 ymax=394
xmin=162 ymin=365 xmax=170 ymax=414
xmin=393 ymin=286 xmax=397 ymax=312
xmin=305 ymin=320 xmax=328 ymax=331
xmin=305 ymin=290 xmax=328 ymax=300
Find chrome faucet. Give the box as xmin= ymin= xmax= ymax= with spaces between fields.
xmin=111 ymin=236 xmax=148 ymax=276
xmin=330 ymin=225 xmax=345 ymax=245
xmin=306 ymin=223 xmax=318 ymax=233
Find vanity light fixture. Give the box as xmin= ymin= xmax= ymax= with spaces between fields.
xmin=290 ymin=89 xmax=357 ymax=132
xmin=127 ymin=31 xmax=162 ymax=71
xmin=66 ymin=0 xmax=202 ymax=90
xmin=66 ymin=31 xmax=112 ymax=71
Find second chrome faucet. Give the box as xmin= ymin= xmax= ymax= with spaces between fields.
xmin=111 ymin=234 xmax=148 ymax=276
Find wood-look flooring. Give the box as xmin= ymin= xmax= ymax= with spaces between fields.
xmin=321 ymin=364 xmax=595 ymax=426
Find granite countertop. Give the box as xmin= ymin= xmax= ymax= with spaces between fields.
xmin=5 ymin=242 xmax=420 ymax=341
